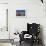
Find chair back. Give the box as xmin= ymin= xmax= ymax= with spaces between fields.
xmin=27 ymin=23 xmax=40 ymax=36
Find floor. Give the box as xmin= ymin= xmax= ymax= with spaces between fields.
xmin=19 ymin=41 xmax=43 ymax=46
xmin=0 ymin=42 xmax=43 ymax=46
xmin=0 ymin=40 xmax=43 ymax=46
xmin=0 ymin=43 xmax=13 ymax=46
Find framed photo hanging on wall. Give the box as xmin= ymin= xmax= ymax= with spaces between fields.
xmin=16 ymin=10 xmax=25 ymax=17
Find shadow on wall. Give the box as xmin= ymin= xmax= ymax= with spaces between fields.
xmin=40 ymin=25 xmax=45 ymax=46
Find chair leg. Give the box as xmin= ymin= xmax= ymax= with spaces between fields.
xmin=20 ymin=41 xmax=21 ymax=45
xmin=30 ymin=40 xmax=34 ymax=46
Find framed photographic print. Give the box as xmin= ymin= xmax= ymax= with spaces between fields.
xmin=16 ymin=10 xmax=25 ymax=17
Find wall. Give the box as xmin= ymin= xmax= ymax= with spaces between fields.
xmin=0 ymin=0 xmax=46 ymax=46
xmin=0 ymin=4 xmax=9 ymax=39
xmin=0 ymin=0 xmax=8 ymax=3
xmin=0 ymin=0 xmax=13 ymax=46
xmin=8 ymin=0 xmax=46 ymax=45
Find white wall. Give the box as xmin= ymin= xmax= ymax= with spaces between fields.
xmin=0 ymin=0 xmax=8 ymax=3
xmin=0 ymin=4 xmax=9 ymax=39
xmin=8 ymin=0 xmax=46 ymax=46
xmin=0 ymin=0 xmax=46 ymax=46
xmin=0 ymin=0 xmax=12 ymax=46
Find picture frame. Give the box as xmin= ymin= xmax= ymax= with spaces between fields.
xmin=16 ymin=10 xmax=26 ymax=17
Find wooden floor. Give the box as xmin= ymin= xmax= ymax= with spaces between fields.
xmin=19 ymin=41 xmax=43 ymax=46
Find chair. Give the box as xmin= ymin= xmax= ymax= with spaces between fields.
xmin=19 ymin=23 xmax=40 ymax=46
xmin=27 ymin=23 xmax=40 ymax=43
